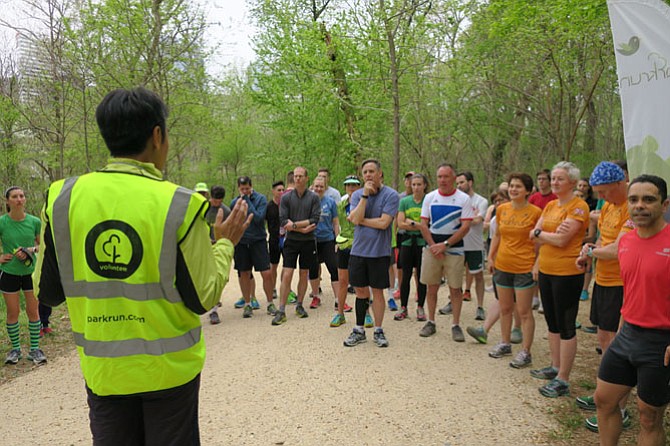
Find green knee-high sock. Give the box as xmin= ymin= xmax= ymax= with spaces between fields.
xmin=28 ymin=320 xmax=41 ymax=351
xmin=6 ymin=322 xmax=20 ymax=350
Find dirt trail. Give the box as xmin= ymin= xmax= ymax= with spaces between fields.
xmin=1 ymin=277 xmax=559 ymax=445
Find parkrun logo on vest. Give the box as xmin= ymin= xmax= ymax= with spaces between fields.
xmin=85 ymin=220 xmax=143 ymax=279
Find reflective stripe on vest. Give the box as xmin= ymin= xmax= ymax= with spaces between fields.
xmin=73 ymin=326 xmax=201 ymax=357
xmin=51 ymin=176 xmax=201 ymax=358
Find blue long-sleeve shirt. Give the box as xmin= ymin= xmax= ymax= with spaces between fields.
xmin=231 ymin=190 xmax=268 ymax=243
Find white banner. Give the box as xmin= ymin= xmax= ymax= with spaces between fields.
xmin=608 ymin=0 xmax=670 ymax=183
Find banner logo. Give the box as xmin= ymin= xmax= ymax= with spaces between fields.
xmin=617 ymin=36 xmax=640 ymax=56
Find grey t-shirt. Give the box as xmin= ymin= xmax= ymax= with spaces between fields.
xmin=350 ymin=186 xmax=399 ymax=258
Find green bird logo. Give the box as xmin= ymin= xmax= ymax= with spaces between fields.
xmin=617 ymin=36 xmax=640 ymax=56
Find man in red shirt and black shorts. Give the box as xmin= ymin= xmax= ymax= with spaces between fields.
xmin=594 ymin=174 xmax=670 ymax=446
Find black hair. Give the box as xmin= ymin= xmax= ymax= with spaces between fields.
xmin=629 ymin=174 xmax=668 ymax=202
xmin=95 ymin=87 xmax=169 ymax=157
xmin=507 ymin=172 xmax=534 ymax=194
xmin=272 ymin=180 xmax=285 ymax=189
xmin=237 ymin=176 xmax=252 ymax=186
xmin=536 ymin=169 xmax=551 ymax=179
xmin=4 ymin=186 xmax=22 ymax=213
xmin=360 ymin=158 xmax=381 ymax=170
xmin=457 ymin=171 xmax=474 ymax=183
xmin=210 ymin=185 xmax=226 ymax=199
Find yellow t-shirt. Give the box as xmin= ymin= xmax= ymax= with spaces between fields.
xmin=494 ymin=202 xmax=542 ymax=274
xmin=595 ymin=201 xmax=634 ymax=286
xmin=538 ymin=197 xmax=589 ymax=276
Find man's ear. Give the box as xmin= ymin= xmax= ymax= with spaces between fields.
xmin=152 ymin=125 xmax=163 ymax=148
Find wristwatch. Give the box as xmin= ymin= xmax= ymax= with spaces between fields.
xmin=586 ymin=246 xmax=594 ymax=258
xmin=533 ymin=228 xmax=542 ymax=238
xmin=410 ymin=221 xmax=416 ymax=226
xmin=292 ymin=222 xmax=297 ymax=230
xmin=443 ymin=240 xmax=450 ymax=248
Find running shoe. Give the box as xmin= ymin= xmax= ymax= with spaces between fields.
xmin=509 ymin=350 xmax=532 ymax=368
xmin=271 ymin=311 xmax=287 ymax=326
xmin=347 ymin=285 xmax=355 ymax=294
xmin=539 ymin=378 xmax=570 ymax=398
xmin=394 ymin=307 xmax=408 ymax=321
xmin=582 ymin=325 xmax=597 ymax=334
xmin=489 ymin=342 xmax=512 ymax=358
xmin=387 ymin=298 xmax=398 ymax=311
xmin=530 ymin=366 xmax=558 ymax=380
xmin=466 ymin=326 xmax=488 ymax=344
xmin=42 ymin=327 xmax=53 ymax=335
xmin=251 ymin=298 xmax=260 ymax=310
xmin=416 ymin=307 xmax=427 ymax=321
xmin=234 ymin=297 xmax=245 ymax=308
xmin=343 ymin=329 xmax=366 ymax=347
xmin=27 ymin=348 xmax=47 ymax=365
xmin=266 ymin=303 xmax=278 ymax=316
xmin=364 ymin=314 xmax=374 ymax=328
xmin=510 ymin=327 xmax=523 ymax=344
xmin=475 ymin=306 xmax=485 ymax=321
xmin=272 ymin=289 xmax=278 ymax=300
xmin=452 ymin=325 xmax=465 ymax=342
xmin=393 ymin=288 xmax=400 ymax=299
xmin=575 ymin=320 xmax=582 ymax=329
xmin=580 ymin=290 xmax=589 ymax=301
xmin=576 ymin=395 xmax=596 ymax=411
xmin=584 ymin=409 xmax=631 ymax=433
xmin=209 ymin=311 xmax=221 ymax=325
xmin=295 ymin=305 xmax=309 ymax=318
xmin=309 ymin=296 xmax=321 ymax=309
xmin=343 ymin=302 xmax=353 ymax=312
xmin=463 ymin=290 xmax=472 ymax=301
xmin=438 ymin=302 xmax=452 ymax=315
xmin=4 ymin=349 xmax=21 ymax=365
xmin=243 ymin=305 xmax=253 ymax=318
xmin=330 ymin=314 xmax=346 ymax=327
xmin=419 ymin=321 xmax=436 ymax=337
xmin=373 ymin=330 xmax=389 ymax=347
xmin=287 ymin=291 xmax=298 ymax=304
xmin=532 ymin=296 xmax=540 ymax=310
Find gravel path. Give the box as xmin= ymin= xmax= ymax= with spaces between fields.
xmin=0 ymin=278 xmax=559 ymax=445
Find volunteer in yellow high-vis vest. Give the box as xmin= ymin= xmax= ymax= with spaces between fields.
xmin=32 ymin=87 xmax=251 ymax=446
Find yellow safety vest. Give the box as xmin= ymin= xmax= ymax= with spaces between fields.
xmin=46 ymin=172 xmax=208 ymax=396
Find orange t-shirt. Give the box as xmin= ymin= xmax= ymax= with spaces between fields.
xmin=494 ymin=202 xmax=542 ymax=273
xmin=595 ymin=201 xmax=635 ymax=286
xmin=538 ymin=197 xmax=589 ymax=276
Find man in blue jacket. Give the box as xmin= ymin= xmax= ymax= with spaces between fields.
xmin=231 ymin=176 xmax=277 ymax=317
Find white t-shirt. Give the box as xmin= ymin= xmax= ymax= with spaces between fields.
xmin=463 ymin=192 xmax=488 ymax=251
xmin=421 ymin=188 xmax=474 ymax=254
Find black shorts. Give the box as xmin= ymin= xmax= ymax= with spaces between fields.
xmin=234 ymin=239 xmax=270 ymax=272
xmin=0 ymin=271 xmax=33 ymax=294
xmin=538 ymin=272 xmax=583 ymax=340
xmin=282 ymin=238 xmax=318 ymax=271
xmin=87 ymin=374 xmax=201 ymax=445
xmin=337 ymin=248 xmax=351 ymax=270
xmin=268 ymin=238 xmax=281 ymax=265
xmin=599 ymin=322 xmax=670 ymax=407
xmin=349 ymin=255 xmax=390 ymax=290
xmin=589 ymin=283 xmax=624 ymax=332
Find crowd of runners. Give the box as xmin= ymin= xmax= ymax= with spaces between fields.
xmin=3 ymin=156 xmax=669 ymax=445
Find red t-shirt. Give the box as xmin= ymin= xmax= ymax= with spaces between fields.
xmin=618 ymin=224 xmax=670 ymax=330
xmin=529 ymin=191 xmax=557 ymax=210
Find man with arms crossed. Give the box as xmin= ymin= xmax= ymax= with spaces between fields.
xmin=594 ymin=174 xmax=670 ymax=446
xmin=343 ymin=159 xmax=399 ymax=348
xmin=419 ymin=163 xmax=473 ymax=342
xmin=32 ymin=87 xmax=250 ymax=445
